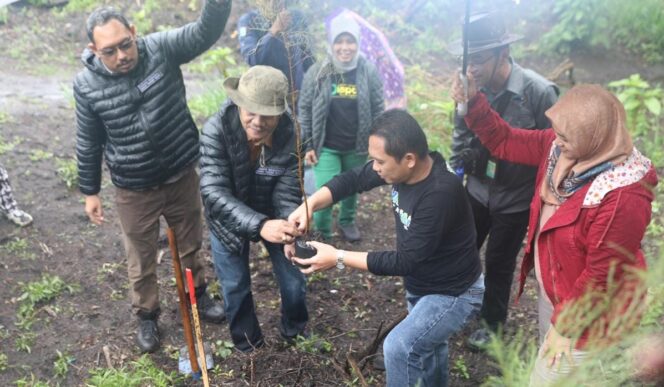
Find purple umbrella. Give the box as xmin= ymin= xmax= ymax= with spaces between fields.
xmin=326 ymin=8 xmax=407 ymax=109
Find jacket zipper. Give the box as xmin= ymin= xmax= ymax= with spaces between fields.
xmin=138 ymin=109 xmax=167 ymax=174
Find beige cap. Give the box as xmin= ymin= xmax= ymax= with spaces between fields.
xmin=224 ymin=65 xmax=288 ymax=116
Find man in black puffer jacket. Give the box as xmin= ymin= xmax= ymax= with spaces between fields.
xmin=200 ymin=65 xmax=307 ymax=352
xmin=74 ymin=0 xmax=231 ymax=353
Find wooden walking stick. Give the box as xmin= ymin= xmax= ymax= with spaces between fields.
xmin=166 ymin=227 xmax=200 ymax=377
xmin=186 ymin=268 xmax=210 ymax=387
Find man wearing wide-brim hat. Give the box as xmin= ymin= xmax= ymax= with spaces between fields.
xmin=447 ymin=12 xmax=559 ymax=350
xmin=199 ymin=65 xmax=308 ymax=352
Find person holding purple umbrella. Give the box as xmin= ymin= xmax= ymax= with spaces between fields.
xmin=298 ymin=14 xmax=384 ymax=242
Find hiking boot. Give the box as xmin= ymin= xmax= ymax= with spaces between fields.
xmin=372 ymin=353 xmax=385 ymax=371
xmin=467 ymin=327 xmax=492 ymax=351
xmin=6 ymin=209 xmax=32 ymax=227
xmin=136 ymin=318 xmax=160 ymax=353
xmin=196 ymin=290 xmax=226 ymax=324
xmin=338 ymin=223 xmax=361 ymax=242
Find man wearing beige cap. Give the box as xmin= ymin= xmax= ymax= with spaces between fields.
xmin=200 ymin=65 xmax=307 ymax=352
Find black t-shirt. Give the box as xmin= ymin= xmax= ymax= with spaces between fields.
xmin=324 ymin=152 xmax=482 ymax=296
xmin=323 ymin=69 xmax=359 ymax=151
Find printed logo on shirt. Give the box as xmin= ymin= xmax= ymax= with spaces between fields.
xmin=256 ymin=166 xmax=286 ymax=176
xmin=391 ymin=188 xmax=412 ymax=230
xmin=137 ymin=71 xmax=164 ymax=94
xmin=239 ymin=27 xmax=247 ymax=37
xmin=331 ymin=83 xmax=357 ymax=99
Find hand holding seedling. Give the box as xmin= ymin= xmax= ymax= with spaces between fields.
xmin=260 ymin=219 xmax=301 ymax=244
xmin=291 ymin=241 xmax=336 ymax=273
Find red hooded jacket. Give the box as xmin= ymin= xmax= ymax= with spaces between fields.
xmin=465 ymin=94 xmax=657 ymax=347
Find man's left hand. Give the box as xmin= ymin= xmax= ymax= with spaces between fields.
xmin=284 ymin=242 xmax=296 ymax=260
xmin=291 ymin=241 xmax=336 ymax=274
xmin=542 ymin=326 xmax=574 ymax=369
xmin=451 ymin=70 xmax=478 ymax=106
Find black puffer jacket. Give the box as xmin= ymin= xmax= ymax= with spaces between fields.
xmin=74 ymin=0 xmax=231 ymax=195
xmin=200 ymin=102 xmax=302 ymax=254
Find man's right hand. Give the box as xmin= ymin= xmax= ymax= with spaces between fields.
xmin=85 ymin=195 xmax=104 ymax=225
xmin=260 ymin=219 xmax=301 ymax=244
xmin=288 ymin=202 xmax=312 ymax=234
xmin=304 ymin=150 xmax=318 ymax=166
xmin=269 ymin=10 xmax=291 ymax=35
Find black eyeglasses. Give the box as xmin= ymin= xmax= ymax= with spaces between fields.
xmin=99 ymin=38 xmax=135 ymax=58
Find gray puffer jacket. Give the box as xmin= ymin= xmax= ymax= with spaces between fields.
xmin=74 ymin=0 xmax=231 ymax=195
xmin=200 ymin=101 xmax=301 ymax=254
xmin=298 ymin=55 xmax=384 ymax=156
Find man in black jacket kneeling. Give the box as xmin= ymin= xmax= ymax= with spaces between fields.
xmin=200 ymin=65 xmax=307 ymax=352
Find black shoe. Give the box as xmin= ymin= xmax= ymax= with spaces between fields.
xmin=196 ymin=291 xmax=226 ymax=324
xmin=338 ymin=223 xmax=361 ymax=242
xmin=467 ymin=327 xmax=492 ymax=351
xmin=372 ymin=353 xmax=385 ymax=371
xmin=136 ymin=318 xmax=160 ymax=353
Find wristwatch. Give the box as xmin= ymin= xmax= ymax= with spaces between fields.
xmin=336 ymin=249 xmax=346 ymax=270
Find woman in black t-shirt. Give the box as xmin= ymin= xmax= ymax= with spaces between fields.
xmin=298 ymin=14 xmax=384 ymax=241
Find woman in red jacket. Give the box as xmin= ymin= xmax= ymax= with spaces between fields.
xmin=452 ymin=80 xmax=657 ymax=385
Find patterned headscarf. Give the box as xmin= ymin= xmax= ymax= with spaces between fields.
xmin=541 ymin=84 xmax=633 ymax=204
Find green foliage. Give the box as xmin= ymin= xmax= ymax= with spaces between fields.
xmin=0 ymin=6 xmax=8 ymax=25
xmin=606 ymin=0 xmax=664 ymax=64
xmin=214 ymin=339 xmax=234 ymax=360
xmin=29 ymin=149 xmax=53 ymax=161
xmin=189 ymin=47 xmax=238 ymax=77
xmin=405 ymin=66 xmax=454 ymax=157
xmin=0 ymin=353 xmax=7 ymax=372
xmin=14 ymin=373 xmax=50 ymax=387
xmin=15 ymin=332 xmax=36 ymax=353
xmin=295 ymin=332 xmax=332 ymax=354
xmin=1 ymin=238 xmax=36 ymax=261
xmin=16 ymin=273 xmax=77 ymax=330
xmin=25 ymin=0 xmax=51 ymax=6
xmin=188 ymin=85 xmax=227 ymax=127
xmin=62 ymin=0 xmax=104 ymax=14
xmin=642 ymin=285 xmax=664 ymax=328
xmin=453 ymin=355 xmax=470 ymax=380
xmin=54 ymin=350 xmax=75 ymax=379
xmin=536 ymin=0 xmax=664 ymax=63
xmin=131 ymin=0 xmax=159 ymax=35
xmin=56 ymin=157 xmax=78 ymax=190
xmin=86 ymin=355 xmax=184 ymax=386
xmin=539 ymin=0 xmax=609 ymax=55
xmin=0 ymin=134 xmax=21 ymax=156
xmin=482 ymin=330 xmax=537 ymax=387
xmin=0 ymin=111 xmax=10 ymax=124
xmin=306 ymin=271 xmax=326 ymax=284
xmin=608 ymin=74 xmax=664 ymax=166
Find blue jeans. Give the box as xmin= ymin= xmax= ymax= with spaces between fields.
xmin=384 ymin=275 xmax=484 ymax=386
xmin=210 ymin=234 xmax=308 ymax=352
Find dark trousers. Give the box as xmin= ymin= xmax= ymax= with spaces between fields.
xmin=209 ymin=234 xmax=308 ymax=352
xmin=468 ymin=193 xmax=529 ymax=330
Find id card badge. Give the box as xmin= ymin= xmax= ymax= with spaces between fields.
xmin=485 ymin=158 xmax=497 ymax=180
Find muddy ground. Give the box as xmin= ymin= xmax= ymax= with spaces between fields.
xmin=0 ymin=1 xmax=661 ymax=386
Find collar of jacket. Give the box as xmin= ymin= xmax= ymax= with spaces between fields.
xmin=480 ymin=57 xmax=524 ymax=100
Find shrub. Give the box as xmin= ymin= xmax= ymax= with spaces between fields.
xmin=56 ymin=157 xmax=78 ymax=189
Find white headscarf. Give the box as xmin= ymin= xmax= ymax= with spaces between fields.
xmin=327 ymin=14 xmax=361 ymax=72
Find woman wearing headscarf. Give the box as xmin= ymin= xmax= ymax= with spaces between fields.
xmin=452 ymin=79 xmax=657 ymax=385
xmin=298 ymin=14 xmax=384 ymax=241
